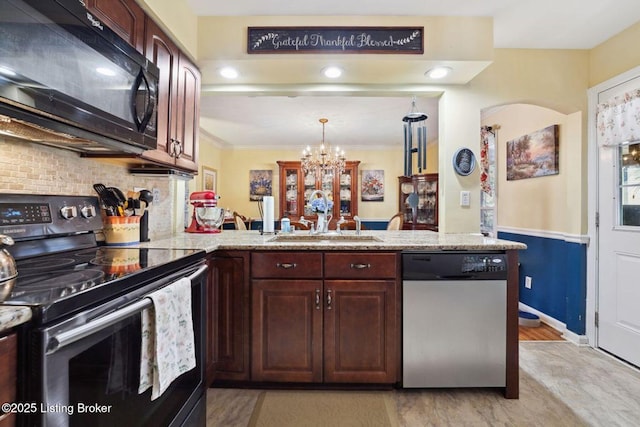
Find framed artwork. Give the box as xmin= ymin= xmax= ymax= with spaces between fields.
xmin=202 ymin=167 xmax=217 ymax=192
xmin=361 ymin=169 xmax=384 ymax=201
xmin=249 ymin=169 xmax=273 ymax=201
xmin=506 ymin=124 xmax=559 ymax=181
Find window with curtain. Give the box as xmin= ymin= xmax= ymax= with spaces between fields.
xmin=480 ymin=127 xmax=497 ymax=236
xmin=597 ymin=88 xmax=640 ymax=227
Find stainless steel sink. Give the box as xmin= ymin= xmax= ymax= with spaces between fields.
xmin=268 ymin=233 xmax=383 ymax=243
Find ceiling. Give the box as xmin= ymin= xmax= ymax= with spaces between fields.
xmin=187 ymin=0 xmax=640 ymax=150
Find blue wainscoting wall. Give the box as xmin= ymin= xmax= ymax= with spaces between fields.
xmin=498 ymin=231 xmax=587 ymax=335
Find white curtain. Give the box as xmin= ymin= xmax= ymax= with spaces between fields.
xmin=596 ymin=88 xmax=640 ymax=146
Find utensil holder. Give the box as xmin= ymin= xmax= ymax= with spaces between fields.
xmin=103 ymin=216 xmax=141 ymax=245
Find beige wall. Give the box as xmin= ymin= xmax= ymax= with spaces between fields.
xmin=482 ymin=104 xmax=583 ymax=235
xmin=590 ymin=21 xmax=640 ymax=87
xmin=140 ymin=0 xmax=198 ymax=59
xmin=197 ymin=16 xmax=493 ymax=86
xmin=196 ymin=48 xmax=593 ymax=233
xmin=196 ymin=141 xmax=437 ymax=222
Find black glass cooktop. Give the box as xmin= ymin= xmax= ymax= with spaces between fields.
xmin=3 ymin=246 xmax=205 ymax=322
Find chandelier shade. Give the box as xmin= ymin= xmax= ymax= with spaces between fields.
xmin=301 ymin=118 xmax=346 ymax=178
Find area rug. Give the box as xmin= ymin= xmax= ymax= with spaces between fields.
xmin=248 ymin=390 xmax=398 ymax=427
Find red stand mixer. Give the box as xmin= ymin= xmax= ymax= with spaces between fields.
xmin=186 ymin=191 xmax=225 ymax=233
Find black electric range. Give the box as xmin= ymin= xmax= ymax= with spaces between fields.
xmin=1 ymin=193 xmax=208 ymax=427
xmin=0 ymin=193 xmax=205 ymax=324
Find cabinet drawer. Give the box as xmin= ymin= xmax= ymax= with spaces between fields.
xmin=252 ymin=252 xmax=323 ymax=279
xmin=324 ymin=252 xmax=397 ymax=279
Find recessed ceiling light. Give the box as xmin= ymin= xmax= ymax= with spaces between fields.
xmin=96 ymin=67 xmax=116 ymax=76
xmin=425 ymin=66 xmax=452 ymax=79
xmin=220 ymin=67 xmax=239 ymax=79
xmin=323 ymin=66 xmax=343 ymax=78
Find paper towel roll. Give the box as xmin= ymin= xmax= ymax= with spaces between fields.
xmin=262 ymin=196 xmax=275 ymax=233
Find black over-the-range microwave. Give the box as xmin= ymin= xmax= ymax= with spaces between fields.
xmin=0 ymin=0 xmax=159 ymax=154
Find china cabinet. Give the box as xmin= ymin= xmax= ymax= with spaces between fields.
xmin=277 ymin=161 xmax=360 ymax=223
xmin=398 ymin=174 xmax=438 ymax=231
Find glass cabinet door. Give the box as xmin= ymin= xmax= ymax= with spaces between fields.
xmin=400 ymin=180 xmax=414 ymax=223
xmin=283 ymin=168 xmax=299 ymax=217
xmin=339 ymin=169 xmax=353 ymax=216
xmin=417 ymin=179 xmax=437 ymax=225
xmin=303 ymin=169 xmax=317 ymax=217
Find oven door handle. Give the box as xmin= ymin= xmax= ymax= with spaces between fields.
xmin=45 ymin=264 xmax=208 ymax=355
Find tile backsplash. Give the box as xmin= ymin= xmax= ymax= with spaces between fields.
xmin=0 ymin=137 xmax=190 ymax=240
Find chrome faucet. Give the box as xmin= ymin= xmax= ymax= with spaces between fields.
xmin=336 ymin=215 xmax=347 ymax=234
xmin=353 ymin=215 xmax=362 ymax=235
xmin=309 ymin=189 xmax=329 ymax=234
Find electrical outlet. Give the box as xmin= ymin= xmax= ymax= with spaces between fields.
xmin=152 ymin=188 xmax=160 ymax=203
xmin=460 ymin=191 xmax=470 ymax=207
xmin=525 ymin=276 xmax=532 ymax=289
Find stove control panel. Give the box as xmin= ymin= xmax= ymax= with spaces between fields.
xmin=0 ymin=202 xmax=52 ymax=225
xmin=0 ymin=194 xmax=103 ymax=239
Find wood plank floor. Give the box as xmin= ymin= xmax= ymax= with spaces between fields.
xmin=519 ymin=322 xmax=565 ymax=341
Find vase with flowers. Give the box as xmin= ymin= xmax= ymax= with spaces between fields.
xmin=308 ymin=192 xmax=333 ymax=233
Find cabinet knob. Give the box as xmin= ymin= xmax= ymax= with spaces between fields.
xmin=315 ymin=289 xmax=321 ymax=310
xmin=326 ymin=289 xmax=332 ymax=310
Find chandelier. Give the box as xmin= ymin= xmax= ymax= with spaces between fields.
xmin=301 ymin=118 xmax=346 ymax=178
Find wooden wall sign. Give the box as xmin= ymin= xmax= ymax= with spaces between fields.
xmin=248 ymin=27 xmax=423 ymax=54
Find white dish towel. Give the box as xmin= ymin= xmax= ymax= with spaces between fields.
xmin=139 ymin=277 xmax=196 ymax=400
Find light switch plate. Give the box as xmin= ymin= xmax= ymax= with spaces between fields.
xmin=460 ymin=191 xmax=470 ymax=207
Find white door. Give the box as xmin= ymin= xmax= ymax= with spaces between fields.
xmin=597 ymin=77 xmax=640 ymax=367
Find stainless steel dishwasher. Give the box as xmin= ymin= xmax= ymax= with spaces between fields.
xmin=402 ymin=251 xmax=508 ymax=388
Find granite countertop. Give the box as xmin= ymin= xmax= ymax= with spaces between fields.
xmin=0 ymin=306 xmax=32 ymax=333
xmin=140 ymin=230 xmax=527 ymax=252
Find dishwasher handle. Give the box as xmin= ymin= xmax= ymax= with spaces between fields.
xmin=437 ymin=274 xmax=477 ymax=280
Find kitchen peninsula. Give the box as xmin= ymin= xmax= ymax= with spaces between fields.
xmin=142 ymin=230 xmax=525 ymax=399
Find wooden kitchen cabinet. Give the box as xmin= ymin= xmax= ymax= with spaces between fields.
xmin=208 ymin=251 xmax=251 ymax=382
xmin=85 ymin=0 xmax=146 ymax=52
xmin=252 ymin=279 xmax=324 ymax=382
xmin=143 ymin=18 xmax=200 ymax=172
xmin=251 ymin=251 xmax=399 ymax=384
xmin=277 ymin=161 xmax=360 ymax=223
xmin=398 ymin=174 xmax=439 ymax=231
xmin=323 ymin=279 xmax=397 ymax=383
xmin=0 ymin=332 xmax=17 ymax=427
xmin=81 ymin=2 xmax=200 ymax=172
xmin=324 ymin=252 xmax=399 ymax=383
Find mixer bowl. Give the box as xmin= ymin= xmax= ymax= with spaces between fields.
xmin=195 ymin=206 xmax=225 ymax=231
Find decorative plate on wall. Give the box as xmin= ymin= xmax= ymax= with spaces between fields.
xmin=452 ymin=148 xmax=476 ymax=176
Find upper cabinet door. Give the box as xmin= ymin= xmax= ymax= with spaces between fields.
xmin=143 ymin=17 xmax=180 ymax=166
xmin=175 ymin=53 xmax=201 ymax=171
xmin=85 ymin=0 xmax=146 ymax=52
